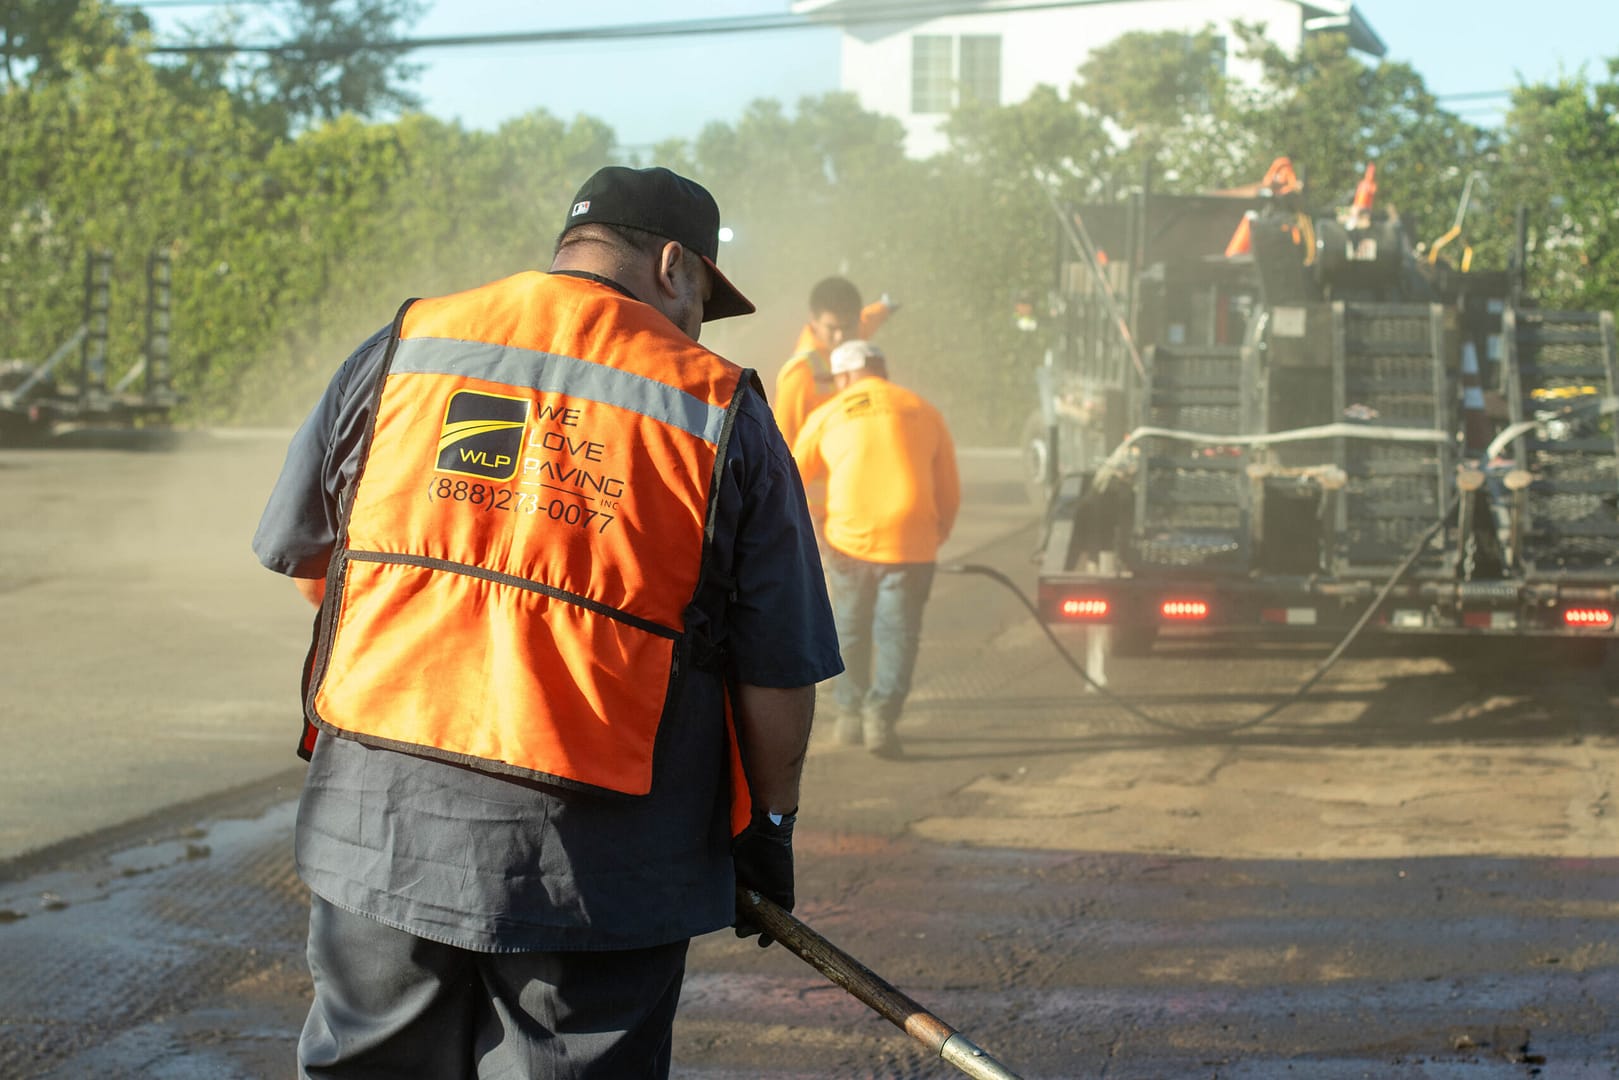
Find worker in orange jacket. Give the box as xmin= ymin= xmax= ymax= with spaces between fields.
xmin=1224 ymin=156 xmax=1305 ymax=257
xmin=792 ymin=339 xmax=959 ymax=758
xmin=776 ymin=278 xmax=896 ymax=548
xmin=775 ymin=276 xmax=896 ymax=451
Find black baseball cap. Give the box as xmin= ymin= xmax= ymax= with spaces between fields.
xmin=563 ymin=166 xmax=755 ymax=322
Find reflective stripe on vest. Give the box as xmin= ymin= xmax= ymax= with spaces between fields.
xmin=306 ymin=272 xmax=750 ymax=817
xmin=799 ymin=349 xmax=834 ymax=388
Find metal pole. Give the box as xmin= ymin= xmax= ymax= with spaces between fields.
xmin=736 ymin=888 xmax=1025 ymax=1080
xmin=1089 ymin=552 xmax=1113 ymax=690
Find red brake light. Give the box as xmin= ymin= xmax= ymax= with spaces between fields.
xmin=1563 ymin=607 xmax=1614 ymax=628
xmin=1060 ymin=598 xmax=1109 ymax=619
xmin=1160 ymin=599 xmax=1209 ymax=620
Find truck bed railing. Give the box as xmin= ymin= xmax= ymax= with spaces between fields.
xmin=1330 ymin=301 xmax=1455 ymax=577
xmin=1503 ymin=309 xmax=1619 ymax=576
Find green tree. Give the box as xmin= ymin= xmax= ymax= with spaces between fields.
xmin=1229 ymin=24 xmax=1493 ymax=247
xmin=262 ymin=0 xmax=427 ymax=127
xmin=0 ymin=37 xmax=266 ymax=401
xmin=1495 ymin=61 xmax=1619 ymax=311
xmin=150 ymin=5 xmax=289 ymax=136
xmin=0 ymin=0 xmax=147 ymax=88
xmin=1073 ymin=26 xmax=1245 ymax=193
xmin=215 ymin=106 xmax=616 ymax=422
xmin=0 ymin=19 xmax=624 ymax=422
xmin=24 ymin=15 xmax=1604 ymax=443
xmin=945 ymin=83 xmax=1113 ymax=202
xmin=159 ymin=0 xmax=428 ymax=134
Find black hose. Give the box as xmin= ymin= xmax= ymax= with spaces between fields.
xmin=940 ymin=500 xmax=1456 ymax=735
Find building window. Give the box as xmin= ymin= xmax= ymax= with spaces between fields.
xmin=911 ymin=35 xmax=953 ymax=114
xmin=910 ymin=33 xmax=1003 ymax=114
xmin=958 ymin=35 xmax=1001 ymax=107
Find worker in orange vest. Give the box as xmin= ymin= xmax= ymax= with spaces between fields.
xmin=776 ymin=279 xmax=896 ymax=551
xmin=1351 ymin=162 xmax=1376 ymax=210
xmin=1224 ymin=156 xmax=1305 ymax=258
xmin=775 ymin=276 xmax=896 ymax=449
xmin=792 ymin=339 xmax=959 ymax=758
xmin=254 ymin=166 xmax=841 ymax=1078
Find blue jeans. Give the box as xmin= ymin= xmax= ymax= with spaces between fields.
xmin=824 ymin=550 xmax=936 ymax=723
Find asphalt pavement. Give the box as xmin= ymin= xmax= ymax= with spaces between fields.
xmin=0 ymin=437 xmax=1031 ymax=866
xmin=4 ymin=437 xmax=1619 ymax=1078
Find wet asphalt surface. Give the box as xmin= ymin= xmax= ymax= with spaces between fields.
xmin=3 ymin=442 xmax=1619 ymax=1078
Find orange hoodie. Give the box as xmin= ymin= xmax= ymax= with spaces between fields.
xmin=791 ymin=375 xmax=959 ymax=565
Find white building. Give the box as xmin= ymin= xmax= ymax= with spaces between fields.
xmin=791 ymin=0 xmax=1386 ymax=158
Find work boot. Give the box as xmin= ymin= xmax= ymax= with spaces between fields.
xmin=834 ymin=710 xmax=864 ymax=747
xmin=862 ymin=710 xmax=901 ymax=759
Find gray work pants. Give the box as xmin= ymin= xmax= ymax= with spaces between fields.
xmin=298 ymin=894 xmax=688 ymax=1079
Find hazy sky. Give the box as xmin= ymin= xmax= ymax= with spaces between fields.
xmin=152 ymin=1 xmax=1619 ymax=145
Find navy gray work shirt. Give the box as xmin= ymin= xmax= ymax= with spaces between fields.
xmin=253 ymin=314 xmax=842 ymax=952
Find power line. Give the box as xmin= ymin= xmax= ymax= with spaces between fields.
xmin=120 ymin=1 xmax=276 ymax=6
xmin=130 ymin=1 xmax=1523 ymax=107
xmin=137 ymin=0 xmax=1280 ymax=56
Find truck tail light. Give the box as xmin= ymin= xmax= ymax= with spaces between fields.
xmin=1160 ymin=599 xmax=1209 ymax=620
xmin=1563 ymin=607 xmax=1614 ymax=628
xmin=1059 ymin=597 xmax=1109 ymax=619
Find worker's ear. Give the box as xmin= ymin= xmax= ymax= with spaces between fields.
xmin=653 ymin=241 xmax=684 ymax=301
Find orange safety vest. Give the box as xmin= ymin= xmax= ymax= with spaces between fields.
xmin=773 ymin=332 xmax=835 ymax=449
xmin=775 ymin=300 xmax=894 ymax=500
xmin=302 ymin=271 xmax=758 ymax=834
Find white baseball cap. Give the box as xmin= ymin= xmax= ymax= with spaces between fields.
xmin=830 ymin=339 xmax=883 ymax=375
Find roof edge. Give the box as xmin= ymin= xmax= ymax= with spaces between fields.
xmin=796 ymin=0 xmax=1387 ymax=58
xmin=1303 ymin=2 xmax=1387 ymax=57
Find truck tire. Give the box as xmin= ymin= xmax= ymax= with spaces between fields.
xmin=1020 ymin=408 xmax=1054 ymax=511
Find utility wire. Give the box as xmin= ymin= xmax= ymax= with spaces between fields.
xmin=143 ymin=1 xmax=1149 ymax=56
xmin=133 ymin=1 xmax=1526 ymax=108
xmin=134 ymin=0 xmax=1432 ymax=57
xmin=125 ymin=0 xmax=1525 ymax=103
xmin=123 ymin=1 xmax=275 ymax=6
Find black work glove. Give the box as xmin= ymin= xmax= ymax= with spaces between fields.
xmin=732 ymin=808 xmax=795 ymax=948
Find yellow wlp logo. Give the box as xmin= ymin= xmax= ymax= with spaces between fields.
xmin=436 ymin=390 xmax=528 ymax=481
